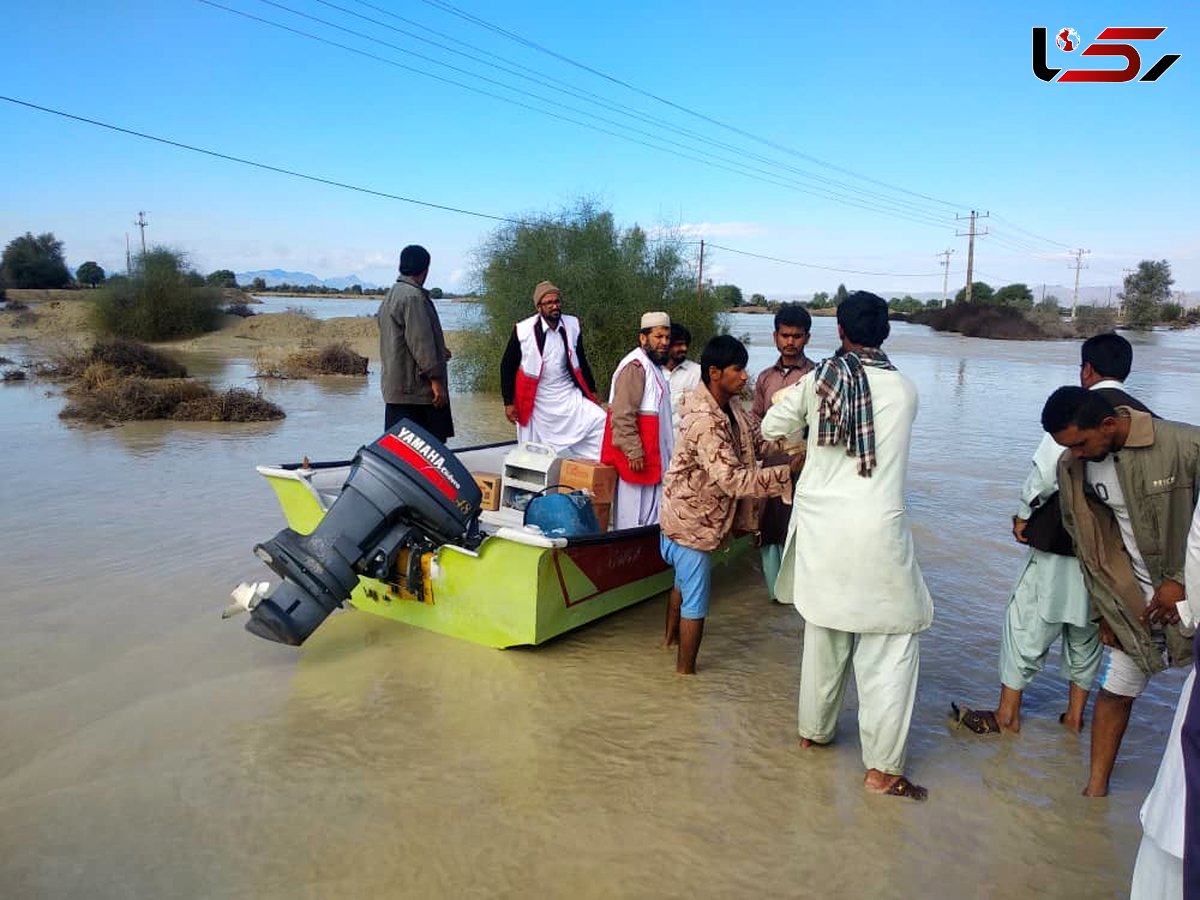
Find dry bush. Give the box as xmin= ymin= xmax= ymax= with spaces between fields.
xmin=173 ymin=388 xmax=285 ymax=422
xmin=61 ymin=377 xmax=210 ymax=422
xmin=257 ymin=341 xmax=368 ymax=378
xmin=61 ymin=376 xmax=284 ymax=423
xmin=38 ymin=338 xmax=186 ymax=381
xmin=3 ymin=368 xmax=27 ymax=382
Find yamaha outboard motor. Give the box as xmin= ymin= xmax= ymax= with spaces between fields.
xmin=244 ymin=420 xmax=482 ymax=646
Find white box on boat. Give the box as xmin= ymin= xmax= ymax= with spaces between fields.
xmin=500 ymin=443 xmax=562 ymax=512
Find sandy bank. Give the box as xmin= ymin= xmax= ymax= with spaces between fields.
xmin=1 ymin=292 xmax=463 ymax=362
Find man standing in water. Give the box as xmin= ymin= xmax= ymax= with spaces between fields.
xmin=602 ymin=312 xmax=674 ymax=529
xmin=953 ymin=333 xmax=1153 ymax=736
xmin=378 ymin=244 xmax=453 ymax=440
xmin=659 ymin=335 xmax=800 ymax=674
xmin=1043 ymin=386 xmax=1200 ymax=797
xmin=500 ymin=280 xmax=605 ymax=458
xmin=751 ymin=304 xmax=815 ymax=603
xmin=762 ymin=292 xmax=933 ymax=801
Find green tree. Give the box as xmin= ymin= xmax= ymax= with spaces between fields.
xmin=429 ymin=286 xmax=444 ymax=299
xmin=250 ymin=276 xmax=267 ymax=291
xmin=206 ymin=269 xmax=238 ymax=288
xmin=888 ymin=295 xmax=923 ymax=314
xmin=91 ymin=247 xmax=222 ymax=341
xmin=808 ymin=291 xmax=831 ymax=309
xmin=749 ymin=292 xmax=766 ymax=306
xmin=834 ymin=283 xmax=849 ymax=305
xmin=1 ymin=232 xmax=71 ymax=288
xmin=462 ymin=199 xmax=724 ymax=396
xmin=346 ymin=283 xmax=363 ymax=295
xmin=993 ymin=283 xmax=1034 ymax=310
xmin=1120 ymin=259 xmax=1173 ymax=330
xmin=954 ymin=282 xmax=994 ymax=304
xmin=713 ymin=284 xmax=744 ymax=307
xmin=76 ymin=261 xmax=106 ymax=287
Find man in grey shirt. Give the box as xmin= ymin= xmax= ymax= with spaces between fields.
xmin=377 ymin=244 xmax=453 ymax=440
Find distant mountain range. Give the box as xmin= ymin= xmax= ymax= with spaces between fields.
xmin=235 ymin=269 xmax=381 ymax=290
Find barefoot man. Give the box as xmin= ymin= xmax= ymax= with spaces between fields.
xmin=762 ymin=292 xmax=933 ymax=801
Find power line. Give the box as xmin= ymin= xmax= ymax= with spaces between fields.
xmin=315 ymin=0 xmax=959 ymax=225
xmin=415 ymin=0 xmax=970 ymax=213
xmin=0 ymin=94 xmax=523 ymax=224
xmin=703 ymin=242 xmax=941 ymax=278
xmin=198 ymin=0 xmax=956 ymax=231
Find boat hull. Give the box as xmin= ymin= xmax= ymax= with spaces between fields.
xmin=258 ymin=463 xmax=673 ymax=648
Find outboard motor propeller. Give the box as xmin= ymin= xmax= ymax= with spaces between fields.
xmin=243 ymin=420 xmax=482 ymax=646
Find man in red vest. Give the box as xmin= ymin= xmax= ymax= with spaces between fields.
xmin=602 ymin=312 xmax=674 ymax=528
xmin=500 ymin=281 xmax=604 ymax=458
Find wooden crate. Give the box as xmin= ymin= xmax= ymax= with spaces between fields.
xmin=592 ymin=501 xmax=612 ymax=532
xmin=473 ymin=472 xmax=501 ymax=511
xmin=559 ymin=459 xmax=618 ymax=504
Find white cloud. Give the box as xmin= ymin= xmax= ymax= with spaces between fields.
xmin=649 ymin=221 xmax=768 ymax=239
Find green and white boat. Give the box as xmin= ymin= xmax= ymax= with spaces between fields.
xmin=240 ymin=440 xmax=675 ymax=649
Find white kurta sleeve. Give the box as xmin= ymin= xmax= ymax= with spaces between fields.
xmin=761 ymin=372 xmax=813 ymax=440
xmin=1176 ymin=502 xmax=1200 ymax=628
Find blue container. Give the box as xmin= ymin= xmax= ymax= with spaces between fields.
xmin=523 ymin=488 xmax=601 ymax=537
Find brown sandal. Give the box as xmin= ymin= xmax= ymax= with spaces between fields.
xmin=950 ymin=702 xmax=1002 ymax=735
xmin=883 ymin=776 xmax=928 ymax=801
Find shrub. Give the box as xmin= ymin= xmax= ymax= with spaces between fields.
xmin=256 ymin=341 xmax=368 ymax=378
xmin=90 ymin=247 xmax=223 ymax=340
xmin=225 ymin=301 xmax=257 ymax=318
xmin=910 ymin=303 xmax=1050 ymax=339
xmin=40 ymin=338 xmax=186 ymax=381
xmin=1072 ymin=305 xmax=1118 ymax=337
xmin=462 ymin=199 xmax=724 ymax=396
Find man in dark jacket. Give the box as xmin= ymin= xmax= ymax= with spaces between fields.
xmin=1043 ymin=386 xmax=1200 ymax=797
xmin=378 ymin=244 xmax=453 ymax=440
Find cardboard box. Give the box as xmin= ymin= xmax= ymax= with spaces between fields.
xmin=591 ymin=501 xmax=612 ymax=532
xmin=473 ymin=472 xmax=501 ymax=511
xmin=558 ymin=459 xmax=617 ymax=504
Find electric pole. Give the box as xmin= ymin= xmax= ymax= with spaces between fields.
xmin=1119 ymin=266 xmax=1135 ymax=322
xmin=125 ymin=232 xmax=132 ymax=274
xmin=937 ymin=248 xmax=956 ymax=307
xmin=696 ymin=239 xmax=705 ymax=301
xmin=955 ymin=211 xmax=988 ymax=303
xmin=1069 ymin=248 xmax=1090 ymax=320
xmin=135 ymin=211 xmax=148 ymax=258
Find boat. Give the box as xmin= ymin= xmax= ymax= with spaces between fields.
xmin=230 ymin=426 xmax=681 ymax=649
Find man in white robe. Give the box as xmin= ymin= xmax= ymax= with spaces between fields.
xmin=601 ymin=312 xmax=674 ymax=529
xmin=762 ymin=291 xmax=933 ymax=801
xmin=1129 ymin=500 xmax=1200 ymax=898
xmin=500 ymin=281 xmax=605 ymax=458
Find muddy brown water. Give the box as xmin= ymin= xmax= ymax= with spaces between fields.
xmin=1 ymin=315 xmax=1198 ymax=898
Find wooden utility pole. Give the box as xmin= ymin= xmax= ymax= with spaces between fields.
xmin=1069 ymin=248 xmax=1090 ymax=320
xmin=135 ymin=211 xmax=148 ymax=258
xmin=937 ymin=248 xmax=955 ymax=307
xmin=125 ymin=232 xmax=132 ymax=274
xmin=696 ymin=239 xmax=705 ymax=301
xmin=955 ymin=211 xmax=988 ymax=303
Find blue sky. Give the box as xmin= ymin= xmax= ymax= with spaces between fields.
xmin=2 ymin=0 xmax=1196 ymax=298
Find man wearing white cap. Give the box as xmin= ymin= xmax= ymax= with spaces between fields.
xmin=602 ymin=312 xmax=674 ymax=529
xmin=500 ymin=280 xmax=605 ymax=458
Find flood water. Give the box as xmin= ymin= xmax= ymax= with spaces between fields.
xmin=1 ymin=314 xmax=1198 ymax=898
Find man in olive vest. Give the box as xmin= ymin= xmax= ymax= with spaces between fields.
xmin=1042 ymin=385 xmax=1200 ymax=797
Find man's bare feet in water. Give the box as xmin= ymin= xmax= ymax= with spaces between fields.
xmin=799 ymin=737 xmax=831 ymax=749
xmin=864 ymin=769 xmax=928 ymax=801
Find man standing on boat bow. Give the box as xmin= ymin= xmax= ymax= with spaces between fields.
xmin=500 ymin=281 xmax=605 ymax=458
